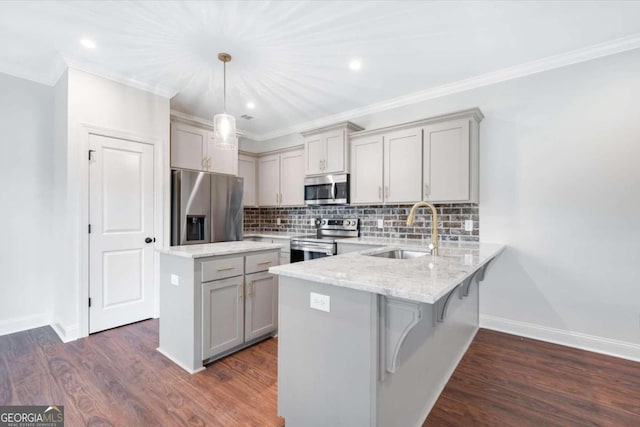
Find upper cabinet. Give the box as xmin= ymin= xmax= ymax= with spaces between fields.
xmin=171 ymin=122 xmax=207 ymax=171
xmin=238 ymin=154 xmax=257 ymax=207
xmin=302 ymin=122 xmax=363 ymax=176
xmin=350 ymin=128 xmax=422 ymax=204
xmin=350 ymin=108 xmax=482 ymax=205
xmin=258 ymin=148 xmax=305 ymax=207
xmin=170 ymin=119 xmax=238 ymax=175
xmin=423 ymin=119 xmax=475 ymax=203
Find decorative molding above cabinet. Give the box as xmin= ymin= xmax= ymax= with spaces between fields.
xmin=301 ymin=121 xmax=364 ymax=176
xmin=350 ymin=108 xmax=483 ymax=205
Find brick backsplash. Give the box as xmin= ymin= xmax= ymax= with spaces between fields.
xmin=244 ymin=204 xmax=479 ymax=242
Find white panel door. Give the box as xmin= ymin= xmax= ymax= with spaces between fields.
xmin=258 ymin=154 xmax=280 ymax=206
xmin=89 ymin=134 xmax=155 ymax=333
xmin=324 ymin=130 xmax=345 ymax=173
xmin=280 ymin=149 xmax=304 ymax=206
xmin=238 ymin=154 xmax=257 ymax=207
xmin=384 ymin=128 xmax=423 ymax=203
xmin=350 ymin=136 xmax=384 ymax=204
xmin=423 ymin=120 xmax=470 ymax=202
xmin=171 ymin=122 xmax=206 ymax=171
xmin=305 ymin=135 xmax=324 ymax=175
xmin=208 ymin=132 xmax=238 ymax=176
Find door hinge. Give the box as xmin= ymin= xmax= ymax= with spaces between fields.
xmin=88 ymin=298 xmax=92 ymax=308
xmin=88 ymin=149 xmax=95 ymax=160
xmin=88 ymin=224 xmax=92 ymax=234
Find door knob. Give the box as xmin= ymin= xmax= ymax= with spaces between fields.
xmin=145 ymin=237 xmax=154 ymax=244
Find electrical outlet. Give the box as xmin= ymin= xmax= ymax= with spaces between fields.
xmin=276 ymin=218 xmax=281 ymax=225
xmin=170 ymin=274 xmax=180 ymax=286
xmin=310 ymin=292 xmax=330 ymax=312
xmin=377 ymin=219 xmax=384 ymax=229
xmin=464 ymin=220 xmax=474 ymax=232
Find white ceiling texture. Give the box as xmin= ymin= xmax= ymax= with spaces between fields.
xmin=1 ymin=1 xmax=640 ymax=140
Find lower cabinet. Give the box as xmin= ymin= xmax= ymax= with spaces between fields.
xmin=245 ymin=271 xmax=278 ymax=341
xmin=202 ymin=276 xmax=244 ymax=358
xmin=201 ymin=251 xmax=279 ymax=361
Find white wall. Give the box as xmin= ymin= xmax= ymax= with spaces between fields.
xmin=258 ymin=49 xmax=640 ymax=360
xmin=0 ymin=73 xmax=54 ymax=334
xmin=52 ymin=68 xmax=170 ymax=341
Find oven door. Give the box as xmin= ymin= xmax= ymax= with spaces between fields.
xmin=290 ymin=241 xmax=336 ymax=263
xmin=304 ymin=174 xmax=349 ymax=205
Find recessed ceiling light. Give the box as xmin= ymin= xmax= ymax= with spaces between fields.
xmin=349 ymin=59 xmax=362 ymax=71
xmin=80 ymin=38 xmax=96 ymax=49
xmin=246 ymin=102 xmax=256 ymax=109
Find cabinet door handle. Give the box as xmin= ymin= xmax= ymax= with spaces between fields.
xmin=378 ymin=186 xmax=382 ymax=200
xmin=385 ymin=186 xmax=389 ymax=198
xmin=207 ymin=157 xmax=212 ymax=169
xmin=217 ymin=266 xmax=235 ymax=272
xmin=248 ymin=280 xmax=255 ymax=297
xmin=239 ymin=283 xmax=244 ymax=299
xmin=425 ymin=183 xmax=430 ymax=197
xmin=201 ymin=157 xmax=207 ymax=168
xmin=257 ymin=260 xmax=273 ymax=265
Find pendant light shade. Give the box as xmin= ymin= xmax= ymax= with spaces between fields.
xmin=213 ymin=53 xmax=238 ymax=150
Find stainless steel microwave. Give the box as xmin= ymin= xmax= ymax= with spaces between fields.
xmin=304 ymin=174 xmax=350 ymax=205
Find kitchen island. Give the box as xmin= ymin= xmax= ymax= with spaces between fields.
xmin=269 ymin=240 xmax=504 ymax=427
xmin=157 ymin=241 xmax=282 ymax=373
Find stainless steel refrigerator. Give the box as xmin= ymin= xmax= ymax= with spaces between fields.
xmin=171 ymin=169 xmax=244 ymax=246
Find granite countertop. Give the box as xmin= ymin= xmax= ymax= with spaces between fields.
xmin=269 ymin=240 xmax=505 ymax=304
xmin=243 ymin=231 xmax=315 ymax=239
xmin=158 ymin=241 xmax=283 ymax=259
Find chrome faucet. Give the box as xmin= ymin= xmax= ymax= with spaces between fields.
xmin=406 ymin=201 xmax=439 ymax=256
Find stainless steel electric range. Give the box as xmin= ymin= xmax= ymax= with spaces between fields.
xmin=290 ymin=218 xmax=359 ymax=262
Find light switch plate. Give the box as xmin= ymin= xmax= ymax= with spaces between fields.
xmin=377 ymin=219 xmax=384 ymax=229
xmin=310 ymin=292 xmax=330 ymax=312
xmin=170 ymin=274 xmax=180 ymax=286
xmin=464 ymin=220 xmax=474 ymax=232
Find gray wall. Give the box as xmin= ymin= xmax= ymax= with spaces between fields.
xmin=255 ymin=49 xmax=640 ymax=358
xmin=0 ymin=73 xmax=55 ymax=334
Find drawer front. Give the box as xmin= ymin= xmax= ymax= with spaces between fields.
xmin=245 ymin=251 xmax=280 ymax=274
xmin=201 ymin=256 xmax=244 ymax=282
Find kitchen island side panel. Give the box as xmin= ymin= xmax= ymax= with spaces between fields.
xmin=377 ymin=280 xmax=479 ymax=427
xmin=278 ymin=277 xmax=378 ymax=427
xmin=158 ymin=253 xmax=203 ymax=373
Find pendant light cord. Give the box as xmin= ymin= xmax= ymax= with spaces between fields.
xmin=223 ymin=60 xmax=227 ymax=113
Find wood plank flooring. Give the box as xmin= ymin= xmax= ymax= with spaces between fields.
xmin=424 ymin=330 xmax=640 ymax=426
xmin=1 ymin=321 xmax=639 ymax=426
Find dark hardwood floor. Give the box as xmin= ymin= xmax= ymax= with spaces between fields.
xmin=1 ymin=321 xmax=639 ymax=426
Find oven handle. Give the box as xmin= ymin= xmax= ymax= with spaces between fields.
xmin=291 ymin=244 xmax=334 ymax=256
xmin=332 ymin=182 xmax=336 ymax=200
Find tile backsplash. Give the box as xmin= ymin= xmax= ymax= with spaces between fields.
xmin=244 ymin=203 xmax=479 ymax=242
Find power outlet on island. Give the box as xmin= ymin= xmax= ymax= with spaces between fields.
xmin=464 ymin=220 xmax=474 ymax=232
xmin=310 ymin=292 xmax=330 ymax=313
xmin=377 ymin=219 xmax=384 ymax=229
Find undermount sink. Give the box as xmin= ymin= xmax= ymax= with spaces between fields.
xmin=366 ymin=249 xmax=432 ymax=260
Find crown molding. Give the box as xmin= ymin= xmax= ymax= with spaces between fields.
xmin=257 ymin=33 xmax=640 ymax=141
xmin=0 ymin=60 xmax=56 ymax=87
xmin=64 ymin=57 xmax=179 ymax=98
xmin=170 ymin=109 xmax=261 ymax=141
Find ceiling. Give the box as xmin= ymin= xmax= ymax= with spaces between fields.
xmin=1 ymin=1 xmax=640 ymax=140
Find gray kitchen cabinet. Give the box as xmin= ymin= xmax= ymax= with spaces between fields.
xmin=200 ymin=249 xmax=280 ymax=362
xmin=202 ymin=276 xmax=244 ymax=359
xmin=302 ymin=121 xmax=364 ymax=176
xmin=244 ymin=271 xmax=278 ymax=341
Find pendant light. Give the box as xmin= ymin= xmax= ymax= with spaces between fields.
xmin=213 ymin=53 xmax=238 ymax=150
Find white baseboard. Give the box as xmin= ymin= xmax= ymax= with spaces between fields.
xmin=156 ymin=347 xmax=206 ymax=374
xmin=51 ymin=322 xmax=79 ymax=343
xmin=0 ymin=313 xmax=51 ymax=337
xmin=480 ymin=315 xmax=640 ymax=363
